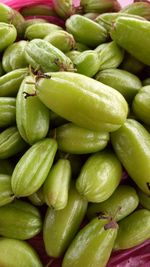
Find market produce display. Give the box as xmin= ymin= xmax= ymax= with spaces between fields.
xmin=0 ymin=0 xmax=150 ymax=266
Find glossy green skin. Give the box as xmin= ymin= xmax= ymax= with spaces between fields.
xmin=143 ymin=78 xmax=150 ymax=86
xmin=43 ymin=159 xmax=71 ymax=210
xmin=53 ymin=0 xmax=79 ymax=19
xmin=74 ymin=50 xmax=100 ymax=77
xmin=25 ymin=39 xmax=74 ymax=72
xmin=66 ymin=15 xmax=108 ymax=48
xmin=0 ymin=62 xmax=4 ymax=77
xmin=11 ymin=138 xmax=57 ymax=197
xmin=76 ymin=150 xmax=122 ymax=203
xmin=0 ymin=127 xmax=27 ymax=159
xmin=0 ymin=238 xmax=43 ymax=267
xmin=25 ymin=23 xmax=62 ymax=40
xmin=132 ymin=86 xmax=150 ymax=125
xmin=87 ymin=185 xmax=139 ymax=221
xmin=0 ymin=199 xmax=42 ymax=240
xmin=65 ymin=51 xmax=81 ymax=62
xmin=62 ymin=217 xmax=118 ymax=267
xmin=0 ymin=68 xmax=28 ymax=97
xmin=43 ymin=184 xmax=88 ymax=258
xmin=74 ymin=42 xmax=89 ymax=52
xmin=0 ymin=159 xmax=14 ymax=175
xmin=2 ymin=41 xmax=28 ymax=72
xmin=115 ymin=209 xmax=150 ymax=250
xmin=0 ymin=22 xmax=17 ymax=52
xmin=0 ymin=174 xmax=14 ymax=207
xmin=138 ymin=190 xmax=150 ymax=210
xmin=0 ymin=97 xmax=16 ymax=127
xmin=110 ymin=17 xmax=150 ymax=66
xmin=22 ymin=19 xmax=48 ymax=35
xmin=20 ymin=4 xmax=56 ymax=16
xmin=81 ymin=0 xmax=115 ymax=13
xmin=16 ymin=76 xmax=50 ymax=145
xmin=111 ymin=119 xmax=150 ymax=195
xmin=84 ymin=12 xmax=100 ymax=20
xmin=96 ymin=68 xmax=142 ymax=103
xmin=95 ymin=41 xmax=124 ymax=70
xmin=55 ymin=122 xmax=109 ymax=154
xmin=28 ymin=187 xmax=45 ymax=206
xmin=120 ymin=52 xmax=145 ymax=75
xmin=120 ymin=2 xmax=150 ymax=20
xmin=36 ymin=72 xmax=128 ymax=132
xmin=44 ymin=30 xmax=76 ymax=53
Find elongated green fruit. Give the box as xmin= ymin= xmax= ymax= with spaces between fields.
xmin=138 ymin=190 xmax=150 ymax=210
xmin=80 ymin=0 xmax=116 ymax=13
xmin=53 ymin=0 xmax=80 ymax=19
xmin=114 ymin=209 xmax=150 ymax=250
xmin=0 ymin=22 xmax=17 ymax=52
xmin=0 ymin=97 xmax=16 ymax=128
xmin=110 ymin=17 xmax=150 ymax=66
xmin=111 ymin=119 xmax=150 ymax=195
xmin=11 ymin=138 xmax=57 ymax=197
xmin=0 ymin=174 xmax=14 ymax=207
xmin=16 ymin=76 xmax=50 ymax=145
xmin=120 ymin=52 xmax=145 ymax=75
xmin=28 ymin=187 xmax=45 ymax=206
xmin=25 ymin=23 xmax=62 ymax=40
xmin=0 ymin=127 xmax=27 ymax=159
xmin=43 ymin=158 xmax=71 ymax=210
xmin=87 ymin=185 xmax=139 ymax=221
xmin=0 ymin=238 xmax=43 ymax=267
xmin=20 ymin=4 xmax=56 ymax=17
xmin=0 ymin=68 xmax=28 ymax=97
xmin=55 ymin=122 xmax=109 ymax=154
xmin=120 ymin=2 xmax=150 ymax=20
xmin=76 ymin=150 xmax=122 ymax=202
xmin=62 ymin=216 xmax=118 ymax=267
xmin=36 ymin=72 xmax=128 ymax=132
xmin=43 ymin=184 xmax=88 ymax=258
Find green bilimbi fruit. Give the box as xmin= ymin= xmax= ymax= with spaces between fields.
xmin=114 ymin=209 xmax=150 ymax=250
xmin=55 ymin=122 xmax=109 ymax=154
xmin=65 ymin=50 xmax=81 ymax=62
xmin=25 ymin=39 xmax=74 ymax=72
xmin=22 ymin=18 xmax=48 ymax=34
xmin=120 ymin=2 xmax=150 ymax=20
xmin=132 ymin=86 xmax=150 ymax=126
xmin=43 ymin=158 xmax=71 ymax=210
xmin=43 ymin=184 xmax=88 ymax=258
xmin=95 ymin=41 xmax=124 ymax=70
xmin=66 ymin=14 xmax=108 ymax=48
xmin=20 ymin=4 xmax=56 ymax=16
xmin=0 ymin=238 xmax=43 ymax=267
xmin=0 ymin=23 xmax=17 ymax=52
xmin=76 ymin=150 xmax=122 ymax=203
xmin=0 ymin=127 xmax=27 ymax=159
xmin=74 ymin=42 xmax=89 ymax=52
xmin=53 ymin=0 xmax=81 ymax=19
xmin=16 ymin=76 xmax=50 ymax=145
xmin=24 ymin=23 xmax=62 ymax=40
xmin=84 ymin=13 xmax=100 ymax=20
xmin=80 ymin=0 xmax=116 ymax=13
xmin=28 ymin=187 xmax=45 ymax=207
xmin=0 ymin=159 xmax=14 ymax=175
xmin=35 ymin=72 xmax=128 ymax=132
xmin=87 ymin=185 xmax=139 ymax=221
xmin=44 ymin=30 xmax=76 ymax=53
xmin=0 ymin=68 xmax=28 ymax=97
xmin=11 ymin=138 xmax=57 ymax=197
xmin=111 ymin=119 xmax=150 ymax=195
xmin=73 ymin=50 xmax=100 ymax=77
xmin=0 ymin=199 xmax=42 ymax=240
xmin=62 ymin=216 xmax=118 ymax=267
xmin=110 ymin=17 xmax=150 ymax=66
xmin=120 ymin=52 xmax=145 ymax=75
xmin=2 ymin=41 xmax=28 ymax=72
xmin=96 ymin=68 xmax=142 ymax=103
xmin=0 ymin=174 xmax=14 ymax=207
xmin=0 ymin=97 xmax=16 ymax=128
xmin=138 ymin=189 xmax=150 ymax=210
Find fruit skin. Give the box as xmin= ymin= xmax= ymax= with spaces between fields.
xmin=55 ymin=122 xmax=109 ymax=154
xmin=0 ymin=199 xmax=42 ymax=240
xmin=53 ymin=0 xmax=81 ymax=19
xmin=36 ymin=71 xmax=128 ymax=133
xmin=28 ymin=187 xmax=45 ymax=207
xmin=24 ymin=23 xmax=62 ymax=40
xmin=114 ymin=209 xmax=150 ymax=250
xmin=16 ymin=76 xmax=50 ymax=145
xmin=62 ymin=216 xmax=118 ymax=267
xmin=0 ymin=126 xmax=27 ymax=159
xmin=110 ymin=17 xmax=150 ymax=66
xmin=120 ymin=2 xmax=150 ymax=20
xmin=87 ymin=185 xmax=139 ymax=221
xmin=0 ymin=174 xmax=14 ymax=207
xmin=0 ymin=238 xmax=43 ymax=267
xmin=96 ymin=68 xmax=142 ymax=103
xmin=66 ymin=14 xmax=108 ymax=48
xmin=43 ymin=158 xmax=71 ymax=210
xmin=0 ymin=97 xmax=16 ymax=128
xmin=11 ymin=138 xmax=57 ymax=197
xmin=138 ymin=189 xmax=150 ymax=210
xmin=80 ymin=0 xmax=116 ymax=13
xmin=111 ymin=119 xmax=150 ymax=195
xmin=0 ymin=22 xmax=17 ymax=52
xmin=120 ymin=52 xmax=145 ymax=75
xmin=76 ymin=150 xmax=122 ymax=203
xmin=43 ymin=183 xmax=88 ymax=258
xmin=0 ymin=68 xmax=28 ymax=97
